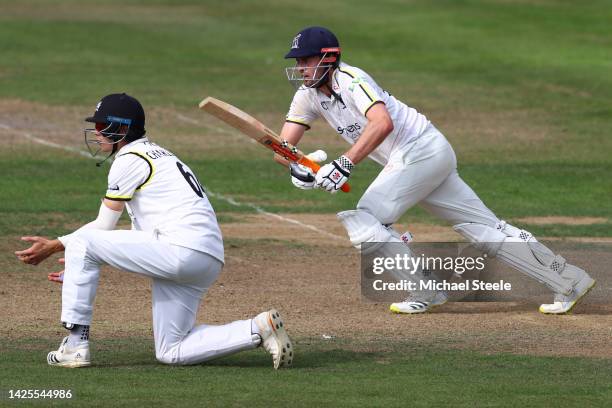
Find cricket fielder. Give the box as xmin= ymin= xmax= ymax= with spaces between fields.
xmin=280 ymin=26 xmax=595 ymax=314
xmin=15 ymin=93 xmax=293 ymax=368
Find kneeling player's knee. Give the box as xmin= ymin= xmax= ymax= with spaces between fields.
xmin=155 ymin=349 xmax=176 ymax=365
xmin=65 ymin=231 xmax=103 ymax=265
xmin=65 ymin=234 xmax=90 ymax=259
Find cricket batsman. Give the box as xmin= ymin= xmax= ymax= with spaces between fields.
xmin=279 ymin=26 xmax=595 ymax=314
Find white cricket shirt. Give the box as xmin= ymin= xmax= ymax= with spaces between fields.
xmin=286 ymin=62 xmax=430 ymax=165
xmin=105 ymin=138 xmax=224 ymax=263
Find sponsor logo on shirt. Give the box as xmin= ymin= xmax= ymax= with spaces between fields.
xmin=348 ymin=78 xmax=360 ymax=92
xmin=336 ymin=123 xmax=362 ymax=139
xmin=108 ymin=184 xmax=120 ymax=191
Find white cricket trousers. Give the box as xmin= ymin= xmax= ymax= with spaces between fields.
xmin=358 ymin=123 xmax=500 ymax=227
xmin=61 ymin=229 xmax=258 ymax=365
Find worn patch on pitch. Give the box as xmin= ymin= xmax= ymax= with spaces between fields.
xmin=516 ymin=216 xmax=608 ymax=225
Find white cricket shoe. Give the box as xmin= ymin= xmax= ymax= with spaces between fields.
xmin=390 ymin=292 xmax=448 ymax=314
xmin=253 ymin=309 xmax=293 ymax=369
xmin=539 ymin=276 xmax=596 ymax=314
xmin=47 ymin=336 xmax=91 ymax=368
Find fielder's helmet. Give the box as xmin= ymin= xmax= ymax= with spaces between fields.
xmin=85 ymin=93 xmax=146 ymax=142
xmin=285 ymin=26 xmax=341 ymax=65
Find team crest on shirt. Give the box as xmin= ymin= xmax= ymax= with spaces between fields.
xmin=291 ymin=33 xmax=301 ymax=49
xmin=348 ymin=78 xmax=362 ymax=92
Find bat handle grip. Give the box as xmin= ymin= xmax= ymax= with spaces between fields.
xmin=297 ymin=158 xmax=351 ymax=193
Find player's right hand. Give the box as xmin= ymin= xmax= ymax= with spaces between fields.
xmin=15 ymin=236 xmax=62 ymax=265
xmin=315 ymin=155 xmax=353 ymax=194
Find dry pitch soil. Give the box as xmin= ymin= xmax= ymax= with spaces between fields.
xmin=3 ymin=213 xmax=611 ymax=359
xmin=2 ymin=100 xmax=611 ymax=359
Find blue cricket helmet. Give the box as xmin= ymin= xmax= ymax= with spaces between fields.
xmin=285 ymin=26 xmax=341 ymax=60
xmin=85 ymin=93 xmax=146 ymax=143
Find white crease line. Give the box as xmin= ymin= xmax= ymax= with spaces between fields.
xmin=1 ymin=122 xmax=94 ymax=159
xmin=206 ymin=191 xmax=344 ymax=241
xmin=174 ymin=113 xmax=198 ymax=125
xmin=2 ymin=122 xmax=345 ymax=241
xmin=22 ymin=132 xmax=94 ymax=159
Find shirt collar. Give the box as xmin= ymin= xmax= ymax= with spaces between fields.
xmin=330 ymin=69 xmax=342 ymax=100
xmin=316 ymin=70 xmax=342 ymax=103
xmin=117 ymin=137 xmax=149 ymax=154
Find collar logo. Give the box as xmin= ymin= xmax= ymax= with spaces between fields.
xmin=95 ymin=101 xmax=102 ymax=112
xmin=291 ymin=33 xmax=301 ymax=49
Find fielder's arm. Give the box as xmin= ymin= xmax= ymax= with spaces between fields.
xmin=57 ymin=199 xmax=123 ymax=247
xmin=15 ymin=200 xmax=124 ymax=265
xmin=103 ymin=198 xmax=125 ymax=212
xmin=343 ymin=103 xmax=394 ymax=164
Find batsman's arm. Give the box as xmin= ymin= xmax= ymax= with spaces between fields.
xmin=273 ymin=122 xmax=307 ymax=167
xmin=275 ymin=122 xmax=351 ymax=193
xmin=343 ymin=103 xmax=393 ymax=164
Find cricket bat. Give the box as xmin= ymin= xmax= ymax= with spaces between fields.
xmin=198 ymin=96 xmax=350 ymax=193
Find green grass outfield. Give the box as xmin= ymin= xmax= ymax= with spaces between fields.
xmin=1 ymin=1 xmax=611 ymax=406
xmin=2 ymin=338 xmax=611 ymax=407
xmin=1 ymin=0 xmax=611 ymax=235
xmin=1 ymin=148 xmax=611 ymax=237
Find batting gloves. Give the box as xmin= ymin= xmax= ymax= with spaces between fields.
xmin=289 ymin=150 xmax=328 ymax=190
xmin=290 ymin=163 xmax=316 ymax=190
xmin=315 ymin=155 xmax=353 ymax=193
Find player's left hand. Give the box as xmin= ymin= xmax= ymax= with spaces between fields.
xmin=48 ymin=258 xmax=65 ymax=284
xmin=315 ymin=155 xmax=354 ymax=194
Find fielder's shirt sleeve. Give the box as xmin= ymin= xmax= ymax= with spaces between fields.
xmin=105 ymin=152 xmax=152 ymax=201
xmin=285 ymin=88 xmax=319 ymax=129
xmin=336 ymin=66 xmax=384 ymax=116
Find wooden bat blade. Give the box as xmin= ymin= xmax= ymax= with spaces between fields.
xmin=199 ymin=96 xmax=350 ymax=193
xmin=199 ymin=97 xmax=277 ymax=144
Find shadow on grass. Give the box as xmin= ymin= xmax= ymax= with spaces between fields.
xmin=1 ymin=337 xmax=381 ymax=370
xmin=207 ymin=347 xmax=380 ymax=370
